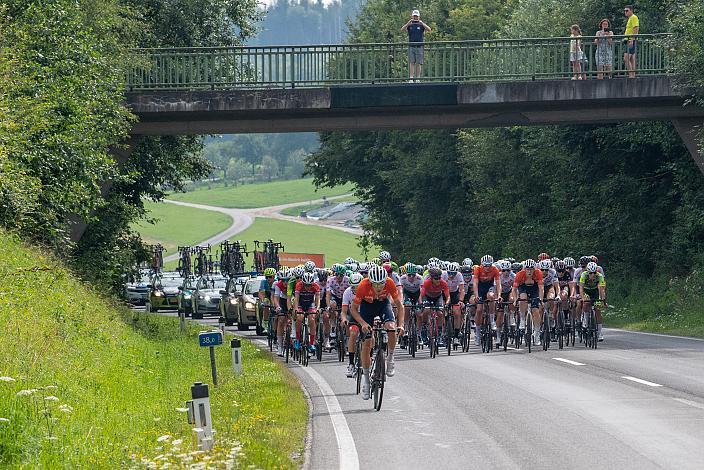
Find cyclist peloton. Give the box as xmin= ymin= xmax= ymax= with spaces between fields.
xmin=473 ymin=255 xmax=501 ymax=346
xmin=539 ymin=259 xmax=560 ymax=330
xmin=350 ymin=265 xmax=405 ymax=400
xmin=496 ymin=260 xmax=516 ymax=342
xmin=317 ymin=268 xmax=334 ymax=349
xmin=341 ymin=272 xmax=364 ymax=378
xmin=511 ymin=259 xmax=544 ymax=346
xmin=273 ymin=268 xmax=291 ymax=357
xmin=556 ymin=258 xmax=577 ymax=325
xmin=293 ymin=271 xmax=320 ymax=353
xmin=400 ymin=264 xmax=423 ymax=344
xmin=420 ymin=266 xmax=450 ymax=346
xmin=442 ymin=262 xmax=465 ymax=347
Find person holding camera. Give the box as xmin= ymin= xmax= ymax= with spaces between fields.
xmin=594 ymin=18 xmax=614 ymax=79
xmin=401 ymin=9 xmax=431 ymax=83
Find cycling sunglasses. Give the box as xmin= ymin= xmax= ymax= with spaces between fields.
xmin=371 ymin=280 xmax=386 ymax=287
xmin=501 ymin=269 xmax=510 ymax=272
xmin=540 ymin=269 xmax=549 ymax=273
xmin=430 ymin=275 xmax=441 ymax=280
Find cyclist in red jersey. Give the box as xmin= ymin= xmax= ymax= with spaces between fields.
xmin=510 ymin=259 xmax=544 ymax=346
xmin=293 ymin=272 xmax=321 ymax=353
xmin=420 ymin=267 xmax=450 ymax=345
xmin=473 ymin=255 xmax=501 ymax=345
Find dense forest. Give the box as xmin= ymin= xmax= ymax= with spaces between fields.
xmin=306 ymin=0 xmax=704 ymax=295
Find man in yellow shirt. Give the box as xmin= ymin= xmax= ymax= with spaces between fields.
xmin=623 ymin=5 xmax=639 ymax=78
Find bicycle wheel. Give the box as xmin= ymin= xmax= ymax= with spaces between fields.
xmin=355 ymin=341 xmax=362 ymax=395
xmin=526 ymin=314 xmax=533 ymax=354
xmin=301 ymin=323 xmax=309 ymax=366
xmin=268 ymin=316 xmax=274 ymax=352
xmin=446 ymin=315 xmax=453 ymax=356
xmin=502 ymin=321 xmax=509 ymax=352
xmin=591 ymin=310 xmax=598 ymax=350
xmin=284 ymin=324 xmax=290 ymax=364
xmin=429 ymin=317 xmax=436 ymax=359
xmin=557 ymin=311 xmax=564 ymax=349
xmin=542 ymin=310 xmax=550 ymax=351
xmin=409 ymin=319 xmax=417 ymax=358
xmin=316 ymin=320 xmax=323 ymax=361
xmin=373 ymin=349 xmax=385 ymax=411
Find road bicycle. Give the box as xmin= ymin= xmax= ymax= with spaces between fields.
xmin=444 ymin=303 xmax=458 ymax=356
xmin=541 ymin=299 xmax=552 ymax=351
xmin=333 ymin=306 xmax=347 ymax=362
xmin=424 ymin=303 xmax=443 ymax=359
xmin=582 ymin=300 xmax=599 ymax=349
xmin=315 ymin=309 xmax=325 ymax=362
xmin=460 ymin=302 xmax=475 ymax=353
xmin=498 ymin=301 xmax=519 ymax=351
xmin=479 ymin=300 xmax=494 ymax=354
xmin=405 ymin=303 xmax=420 ymax=358
xmin=369 ymin=316 xmax=394 ymax=411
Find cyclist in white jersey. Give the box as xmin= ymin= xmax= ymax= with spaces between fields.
xmin=442 ymin=262 xmax=465 ymax=346
xmin=341 ymin=273 xmax=364 ymax=378
xmin=539 ymin=259 xmax=560 ymax=323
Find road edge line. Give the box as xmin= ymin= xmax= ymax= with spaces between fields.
xmin=552 ymin=357 xmax=586 ymax=366
xmin=622 ymin=376 xmax=663 ymax=387
xmin=604 ymin=328 xmax=704 ymax=342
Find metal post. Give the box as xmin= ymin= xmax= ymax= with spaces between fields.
xmin=231 ymin=339 xmax=242 ymax=375
xmin=209 ymin=346 xmax=218 ymax=386
xmin=179 ymin=309 xmax=186 ymax=333
xmin=186 ymin=382 xmax=214 ymax=450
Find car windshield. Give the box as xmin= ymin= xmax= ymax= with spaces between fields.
xmin=158 ymin=278 xmax=182 ymax=288
xmin=245 ymin=279 xmax=261 ymax=295
xmin=201 ymin=278 xmax=227 ymax=290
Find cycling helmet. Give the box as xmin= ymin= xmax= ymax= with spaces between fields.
xmin=462 ymin=258 xmax=473 ymax=267
xmin=591 ymin=255 xmax=599 ymax=263
xmin=538 ymin=252 xmax=550 ymax=261
xmin=511 ymin=262 xmax=522 ymax=272
xmin=480 ymin=255 xmax=494 ymax=267
xmin=428 ymin=257 xmax=440 ymax=265
xmin=498 ymin=260 xmax=511 ymax=271
xmin=349 ymin=262 xmax=359 ymax=273
xmin=428 ymin=260 xmax=439 ymax=269
xmin=563 ymin=257 xmax=576 ymax=268
xmin=390 ymin=261 xmax=399 ymax=273
xmin=428 ymin=267 xmax=442 ymax=279
xmin=302 ymin=272 xmax=315 ymax=284
xmin=579 ymin=256 xmax=590 ymax=266
xmin=586 ymin=262 xmax=598 ymax=273
xmin=344 ymin=257 xmax=356 ymax=265
xmin=349 ymin=272 xmax=363 ymax=287
xmin=382 ymin=262 xmax=392 ymax=274
xmin=551 ymin=257 xmax=560 ymax=265
xmin=292 ymin=266 xmax=304 ymax=278
xmin=448 ymin=262 xmax=460 ymax=274
xmin=263 ymin=267 xmax=276 ymax=277
xmin=379 ymin=250 xmax=391 ymax=262
xmin=371 ymin=257 xmax=381 ymax=266
xmin=334 ymin=264 xmax=347 ymax=276
xmin=524 ymin=259 xmax=537 ymax=269
xmin=278 ymin=269 xmax=290 ymax=280
xmin=407 ymin=264 xmax=418 ymax=275
xmin=358 ymin=262 xmax=369 ymax=273
xmin=399 ymin=264 xmax=407 ymax=275
xmin=304 ymin=260 xmax=316 ymax=272
xmin=317 ymin=269 xmax=329 ymax=281
xmin=368 ymin=265 xmax=387 ymax=283
xmin=539 ymin=259 xmax=552 ymax=270
xmin=555 ymin=260 xmax=566 ymax=271
xmin=507 ymin=257 xmax=516 ymax=263
xmin=460 ymin=265 xmax=472 ymax=273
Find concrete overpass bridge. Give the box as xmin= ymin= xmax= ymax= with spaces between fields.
xmin=123 ymin=34 xmax=703 ymax=173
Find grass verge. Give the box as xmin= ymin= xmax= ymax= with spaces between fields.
xmin=133 ymin=201 xmax=232 ymax=252
xmin=604 ymin=272 xmax=704 ymax=337
xmin=279 ymin=196 xmax=359 ymax=217
xmin=168 ymin=178 xmax=353 ymax=208
xmin=0 ymin=230 xmax=306 ymax=467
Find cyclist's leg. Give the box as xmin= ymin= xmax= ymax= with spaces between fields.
xmin=382 ymin=300 xmax=397 ymax=358
xmin=295 ymin=311 xmax=303 ymax=347
xmin=475 ymin=299 xmax=484 ymax=344
xmin=307 ymin=309 xmax=317 ymax=348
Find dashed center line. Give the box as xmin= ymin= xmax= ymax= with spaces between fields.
xmin=672 ymin=398 xmax=704 ymax=410
xmin=552 ymin=357 xmax=585 ymax=366
xmin=622 ymin=376 xmax=663 ymax=387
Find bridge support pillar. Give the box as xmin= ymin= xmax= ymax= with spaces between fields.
xmin=672 ymin=118 xmax=704 ymax=176
xmin=69 ymin=135 xmax=141 ymax=243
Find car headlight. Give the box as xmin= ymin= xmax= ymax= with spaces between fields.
xmin=229 ymin=298 xmax=237 ymax=305
xmin=205 ymin=295 xmax=211 ymax=302
xmin=183 ymin=294 xmax=191 ymax=300
xmin=198 ymin=295 xmax=204 ymax=300
xmin=245 ymin=302 xmax=256 ymax=310
xmin=154 ymin=291 xmax=163 ymax=297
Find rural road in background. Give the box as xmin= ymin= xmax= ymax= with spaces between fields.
xmin=157 ymin=307 xmax=704 ymax=470
xmin=162 ymin=193 xmax=359 ymax=263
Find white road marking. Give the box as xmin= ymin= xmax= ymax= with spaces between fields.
xmin=605 ymin=328 xmax=704 ymax=342
xmin=622 ymin=376 xmax=663 ymax=387
xmin=301 ymin=366 xmax=360 ymax=470
xmin=552 ymin=357 xmax=586 ymax=366
xmin=672 ymin=398 xmax=704 ymax=410
xmin=252 ymin=338 xmax=359 ymax=470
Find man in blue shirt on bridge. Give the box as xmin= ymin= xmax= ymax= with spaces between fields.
xmin=401 ymin=9 xmax=431 ymax=83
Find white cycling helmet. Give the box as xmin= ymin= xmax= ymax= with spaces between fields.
xmin=428 ymin=257 xmax=440 ymax=265
xmin=563 ymin=257 xmax=576 ymax=268
xmin=498 ymin=260 xmax=511 ymax=270
xmin=349 ymin=272 xmax=363 ymax=287
xmin=524 ymin=259 xmax=536 ymax=269
xmin=448 ymin=262 xmax=460 ymax=273
xmin=292 ymin=266 xmax=304 ymax=278
xmin=344 ymin=257 xmax=356 ymax=265
xmin=539 ymin=259 xmax=552 ymax=270
xmin=368 ymin=265 xmax=387 ymax=283
xmin=358 ymin=262 xmax=369 ymax=273
xmin=586 ymin=262 xmax=598 ymax=273
xmin=304 ymin=260 xmax=316 ymax=272
xmin=379 ymin=250 xmax=391 ymax=262
xmin=462 ymin=258 xmax=473 ymax=267
xmin=302 ymin=272 xmax=315 ymax=284
xmin=480 ymin=255 xmax=494 ymax=266
xmin=349 ymin=262 xmax=359 ymax=272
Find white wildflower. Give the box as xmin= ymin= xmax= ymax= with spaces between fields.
xmin=0 ymin=376 xmax=16 ymax=382
xmin=175 ymin=407 xmax=188 ymax=412
xmin=0 ymin=418 xmax=9 ymax=423
xmin=44 ymin=385 xmax=58 ymax=390
xmin=171 ymin=439 xmax=183 ymax=446
xmin=153 ymin=417 xmax=161 ymax=422
xmin=58 ymin=404 xmax=73 ymax=413
xmin=45 ymin=436 xmax=58 ymax=441
xmin=16 ymin=389 xmax=37 ymax=397
xmin=156 ymin=434 xmax=171 ymax=442
xmin=44 ymin=396 xmax=59 ymax=402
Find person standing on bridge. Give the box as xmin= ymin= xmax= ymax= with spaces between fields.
xmin=623 ymin=5 xmax=639 ymax=78
xmin=401 ymin=9 xmax=431 ymax=83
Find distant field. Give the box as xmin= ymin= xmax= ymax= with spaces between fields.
xmin=230 ymin=218 xmax=372 ymax=267
xmin=279 ymin=195 xmax=359 ymax=216
xmin=133 ymin=201 xmax=232 ymax=253
xmin=168 ymin=178 xmax=353 ymax=208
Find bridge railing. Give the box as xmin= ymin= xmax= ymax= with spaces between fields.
xmin=126 ymin=34 xmax=670 ymax=90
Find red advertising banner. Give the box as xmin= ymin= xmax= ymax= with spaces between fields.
xmin=278 ymin=252 xmax=325 ymax=268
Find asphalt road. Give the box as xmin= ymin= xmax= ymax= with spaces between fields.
xmin=155 ymin=309 xmax=704 ymax=470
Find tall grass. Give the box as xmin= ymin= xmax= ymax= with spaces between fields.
xmin=0 ymin=231 xmax=306 ymax=467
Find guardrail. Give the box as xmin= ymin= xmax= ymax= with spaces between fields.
xmin=126 ymin=34 xmax=670 ymax=90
